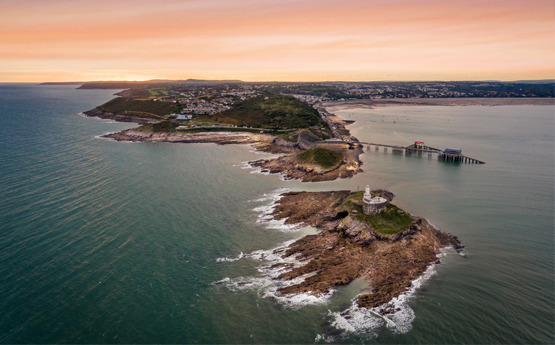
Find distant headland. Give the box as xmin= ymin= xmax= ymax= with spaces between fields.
xmin=77 ymin=80 xmax=553 ymax=181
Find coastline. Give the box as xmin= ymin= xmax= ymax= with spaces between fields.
xmin=86 ymin=99 xmax=366 ymax=182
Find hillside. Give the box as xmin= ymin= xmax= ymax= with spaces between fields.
xmin=297 ymin=147 xmax=343 ymax=170
xmin=97 ymin=97 xmax=180 ymax=118
xmin=210 ymin=95 xmax=324 ymax=129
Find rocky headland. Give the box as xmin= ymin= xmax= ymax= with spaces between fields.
xmin=266 ymin=190 xmax=463 ymax=312
xmin=103 ymin=128 xmax=299 ymax=154
xmin=89 ymin=103 xmax=364 ymax=181
xmin=249 ymin=145 xmax=362 ymax=182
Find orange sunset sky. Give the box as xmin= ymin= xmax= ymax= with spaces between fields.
xmin=1 ymin=0 xmax=554 ymax=82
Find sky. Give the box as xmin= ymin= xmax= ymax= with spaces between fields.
xmin=1 ymin=0 xmax=553 ymax=82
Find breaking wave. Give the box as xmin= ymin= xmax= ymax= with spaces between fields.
xmin=317 ymin=256 xmax=442 ymax=342
xmin=213 ymin=240 xmax=334 ymax=309
xmin=250 ymin=188 xmax=301 ymax=232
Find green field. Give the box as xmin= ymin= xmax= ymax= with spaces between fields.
xmin=210 ymin=94 xmax=324 ymax=129
xmin=297 ymin=147 xmax=343 ymax=170
xmin=98 ymin=97 xmax=180 ymax=117
xmin=147 ymin=88 xmax=170 ymax=96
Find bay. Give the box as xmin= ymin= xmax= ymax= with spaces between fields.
xmin=0 ymin=84 xmax=552 ymax=344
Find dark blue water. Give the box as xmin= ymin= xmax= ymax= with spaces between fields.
xmin=0 ymin=84 xmax=553 ymax=344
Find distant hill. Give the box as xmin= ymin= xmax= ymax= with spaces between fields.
xmin=511 ymin=80 xmax=555 ymax=84
xmin=212 ymin=94 xmax=325 ymax=129
xmin=77 ymin=79 xmax=245 ymax=89
xmin=40 ymin=82 xmax=84 ymax=85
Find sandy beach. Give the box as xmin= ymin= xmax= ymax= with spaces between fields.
xmin=320 ymin=97 xmax=554 ymax=113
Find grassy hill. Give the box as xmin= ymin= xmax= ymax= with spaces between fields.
xmin=297 ymin=147 xmax=343 ymax=170
xmin=210 ymin=95 xmax=324 ymax=129
xmin=98 ymin=97 xmax=180 ymax=118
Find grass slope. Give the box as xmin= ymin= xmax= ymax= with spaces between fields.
xmin=99 ymin=97 xmax=180 ymax=117
xmin=297 ymin=147 xmax=343 ymax=170
xmin=212 ymin=94 xmax=324 ymax=129
xmin=346 ymin=192 xmax=413 ymax=236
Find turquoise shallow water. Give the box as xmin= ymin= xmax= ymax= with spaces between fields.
xmin=0 ymin=84 xmax=553 ymax=344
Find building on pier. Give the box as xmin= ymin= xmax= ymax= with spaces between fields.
xmin=443 ymin=148 xmax=462 ymax=155
xmin=362 ymin=185 xmax=388 ymax=215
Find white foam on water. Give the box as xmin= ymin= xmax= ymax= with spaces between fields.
xmin=237 ymin=159 xmax=289 ymax=180
xmin=233 ymin=161 xmax=253 ymax=169
xmin=215 ymin=252 xmax=244 ymax=262
xmin=249 ymin=166 xmax=272 ymax=175
xmin=250 ymin=188 xmax=302 ymax=232
xmin=324 ymin=255 xmax=443 ymax=340
xmin=213 ymin=239 xmax=334 ymax=309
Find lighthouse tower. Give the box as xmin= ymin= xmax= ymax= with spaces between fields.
xmin=362 ymin=184 xmax=388 ymax=215
xmin=363 ymin=185 xmax=372 ymax=202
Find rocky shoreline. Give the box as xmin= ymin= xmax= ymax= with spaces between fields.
xmin=87 ymin=104 xmax=365 ymax=181
xmin=249 ymin=144 xmax=363 ymax=182
xmin=84 ymin=108 xmax=159 ymax=124
xmin=103 ymin=128 xmax=299 ymax=154
xmin=265 ymin=191 xmax=463 ymax=312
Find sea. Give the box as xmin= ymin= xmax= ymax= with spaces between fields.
xmin=0 ymin=84 xmax=553 ymax=344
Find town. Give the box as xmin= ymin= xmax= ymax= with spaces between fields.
xmin=107 ymin=80 xmax=553 ymax=121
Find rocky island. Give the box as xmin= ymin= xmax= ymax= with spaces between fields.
xmin=262 ymin=188 xmax=463 ymax=312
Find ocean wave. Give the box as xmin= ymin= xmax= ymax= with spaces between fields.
xmin=320 ymin=257 xmax=441 ymax=341
xmin=215 ymin=252 xmax=245 ymax=262
xmin=235 ymin=160 xmax=290 ymax=180
xmin=213 ymin=240 xmax=333 ymax=309
xmin=251 ymin=188 xmax=301 ymax=232
xmin=233 ymin=161 xmax=254 ymax=170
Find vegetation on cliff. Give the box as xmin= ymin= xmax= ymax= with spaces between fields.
xmin=297 ymin=147 xmax=343 ymax=170
xmin=98 ymin=97 xmax=180 ymax=118
xmin=344 ymin=191 xmax=412 ymax=236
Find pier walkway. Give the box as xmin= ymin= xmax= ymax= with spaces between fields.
xmin=361 ymin=142 xmax=485 ymax=164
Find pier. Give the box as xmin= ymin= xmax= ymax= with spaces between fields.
xmin=361 ymin=141 xmax=485 ymax=164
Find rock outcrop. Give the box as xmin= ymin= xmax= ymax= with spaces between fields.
xmin=267 ymin=191 xmax=463 ymax=312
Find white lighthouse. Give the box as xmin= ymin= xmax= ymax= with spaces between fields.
xmin=362 ymin=184 xmax=388 ymax=215
xmin=363 ymin=185 xmax=372 ymax=202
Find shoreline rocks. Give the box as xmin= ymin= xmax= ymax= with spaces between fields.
xmin=249 ymin=144 xmax=363 ymax=182
xmin=267 ymin=191 xmax=463 ymax=312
